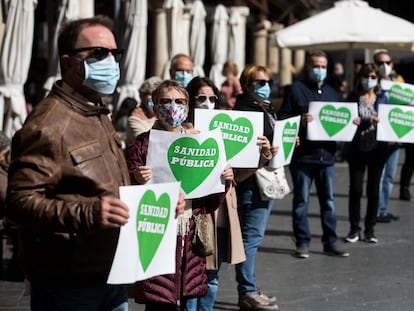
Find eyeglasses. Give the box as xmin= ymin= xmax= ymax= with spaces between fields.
xmin=253 ymin=79 xmax=273 ymax=87
xmin=375 ymin=61 xmax=392 ymax=65
xmin=159 ymin=98 xmax=188 ymax=106
xmin=69 ymin=46 xmax=124 ymax=62
xmin=364 ymin=75 xmax=377 ymax=80
xmin=195 ymin=94 xmax=218 ymax=103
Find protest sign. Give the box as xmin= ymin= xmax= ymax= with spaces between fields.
xmin=381 ymin=80 xmax=414 ymax=105
xmin=194 ymin=109 xmax=263 ymax=167
xmin=146 ymin=128 xmax=226 ymax=199
xmin=307 ymin=101 xmax=358 ymax=141
xmin=269 ymin=115 xmax=300 ymax=168
xmin=377 ymin=104 xmax=414 ymax=143
xmin=108 ymin=182 xmax=180 ymax=284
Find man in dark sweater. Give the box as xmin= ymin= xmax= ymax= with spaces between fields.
xmin=278 ymin=50 xmax=349 ymax=259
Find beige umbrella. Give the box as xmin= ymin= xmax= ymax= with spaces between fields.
xmin=189 ymin=0 xmax=206 ymax=77
xmin=43 ymin=0 xmax=79 ymax=94
xmin=0 ymin=0 xmax=37 ymax=137
xmin=161 ymin=0 xmax=189 ymax=79
xmin=275 ymin=0 xmax=414 ymax=89
xmin=208 ymin=4 xmax=229 ymax=88
xmin=114 ymin=0 xmax=148 ymax=111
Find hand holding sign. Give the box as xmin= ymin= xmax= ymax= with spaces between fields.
xmin=307 ymin=101 xmax=358 ymax=142
xmin=108 ymin=182 xmax=180 ymax=284
xmin=194 ymin=109 xmax=263 ymax=168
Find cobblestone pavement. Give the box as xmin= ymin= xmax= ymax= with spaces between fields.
xmin=1 ymin=161 xmax=413 ymax=311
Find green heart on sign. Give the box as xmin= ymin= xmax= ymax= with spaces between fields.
xmin=209 ymin=113 xmax=253 ymax=160
xmin=389 ymin=84 xmax=414 ymax=105
xmin=388 ymin=107 xmax=414 ymax=138
xmin=136 ymin=190 xmax=170 ymax=272
xmin=168 ymin=137 xmax=219 ymax=194
xmin=282 ymin=122 xmax=297 ymax=160
xmin=319 ymin=105 xmax=351 ymax=137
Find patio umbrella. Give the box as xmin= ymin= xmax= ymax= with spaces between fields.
xmin=274 ymin=0 xmax=414 ymax=88
xmin=161 ymin=0 xmax=189 ymax=79
xmin=209 ymin=4 xmax=229 ymax=88
xmin=228 ymin=9 xmax=244 ymax=76
xmin=0 ymin=0 xmax=37 ymax=137
xmin=189 ymin=0 xmax=206 ymax=77
xmin=114 ymin=0 xmax=148 ymax=111
xmin=43 ymin=0 xmax=79 ymax=93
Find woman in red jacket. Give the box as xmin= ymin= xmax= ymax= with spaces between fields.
xmin=125 ymin=80 xmax=232 ymax=311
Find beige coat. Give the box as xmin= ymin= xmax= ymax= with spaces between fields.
xmin=206 ymin=184 xmax=245 ymax=269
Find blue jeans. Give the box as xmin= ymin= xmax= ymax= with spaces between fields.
xmin=290 ymin=162 xmax=337 ymax=247
xmin=196 ymin=228 xmax=228 ymax=310
xmin=378 ymin=148 xmax=400 ymax=215
xmin=235 ymin=188 xmax=273 ymax=298
xmin=30 ymin=285 xmax=128 ymax=311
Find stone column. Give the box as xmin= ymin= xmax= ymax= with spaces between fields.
xmin=294 ymin=49 xmax=306 ymax=76
xmin=268 ymin=23 xmax=284 ymax=75
xmin=253 ymin=19 xmax=271 ymax=67
xmin=280 ymin=48 xmax=292 ymax=87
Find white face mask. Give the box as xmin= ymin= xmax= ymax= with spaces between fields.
xmin=195 ymin=94 xmax=217 ymax=110
xmin=379 ymin=63 xmax=392 ymax=78
xmin=196 ymin=99 xmax=215 ymax=110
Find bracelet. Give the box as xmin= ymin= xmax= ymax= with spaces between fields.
xmin=261 ymin=150 xmax=272 ymax=160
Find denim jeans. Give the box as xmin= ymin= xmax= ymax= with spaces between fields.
xmin=378 ymin=148 xmax=400 ymax=215
xmin=196 ymin=228 xmax=228 ymax=310
xmin=235 ymin=187 xmax=273 ymax=298
xmin=290 ymin=162 xmax=337 ymax=247
xmin=30 ymin=285 xmax=128 ymax=311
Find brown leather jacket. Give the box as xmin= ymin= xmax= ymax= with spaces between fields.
xmin=6 ymin=81 xmax=130 ymax=287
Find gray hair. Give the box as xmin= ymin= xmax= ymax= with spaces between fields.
xmin=0 ymin=131 xmax=10 ymax=151
xmin=139 ymin=76 xmax=163 ymax=97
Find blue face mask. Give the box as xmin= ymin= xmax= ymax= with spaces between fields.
xmin=254 ymin=83 xmax=271 ymax=100
xmin=147 ymin=99 xmax=154 ymax=110
xmin=311 ymin=68 xmax=327 ymax=82
xmin=175 ymin=71 xmax=193 ymax=87
xmin=361 ymin=78 xmax=378 ymax=90
xmin=83 ymin=56 xmax=120 ymax=94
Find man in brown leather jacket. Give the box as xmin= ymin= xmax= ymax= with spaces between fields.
xmin=6 ymin=16 xmax=131 ymax=311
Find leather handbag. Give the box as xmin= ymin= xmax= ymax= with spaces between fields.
xmin=192 ymin=213 xmax=214 ymax=257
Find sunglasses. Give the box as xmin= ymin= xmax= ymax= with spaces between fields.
xmin=375 ymin=61 xmax=392 ymax=65
xmin=195 ymin=94 xmax=218 ymax=103
xmin=70 ymin=46 xmax=124 ymax=62
xmin=159 ymin=98 xmax=188 ymax=106
xmin=253 ymin=79 xmax=273 ymax=87
xmin=364 ymin=74 xmax=377 ymax=80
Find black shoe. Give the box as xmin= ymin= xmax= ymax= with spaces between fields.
xmin=364 ymin=234 xmax=378 ymax=243
xmin=294 ymin=244 xmax=309 ymax=259
xmin=239 ymin=291 xmax=279 ymax=310
xmin=376 ymin=214 xmax=391 ymax=223
xmin=344 ymin=230 xmax=360 ymax=243
xmin=387 ymin=213 xmax=399 ymax=221
xmin=323 ymin=244 xmax=350 ymax=257
xmin=399 ymin=188 xmax=412 ymax=201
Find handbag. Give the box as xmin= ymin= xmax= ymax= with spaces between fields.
xmin=255 ymin=166 xmax=291 ymax=200
xmin=192 ymin=213 xmax=214 ymax=257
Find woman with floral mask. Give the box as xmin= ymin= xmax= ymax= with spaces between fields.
xmin=185 ymin=76 xmax=245 ymax=311
xmin=125 ymin=80 xmax=233 ymax=311
xmin=344 ymin=63 xmax=390 ymax=245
